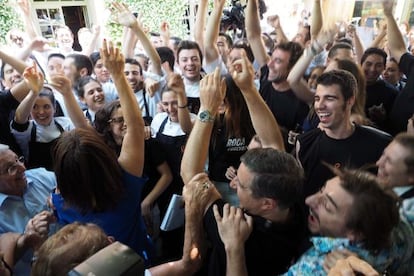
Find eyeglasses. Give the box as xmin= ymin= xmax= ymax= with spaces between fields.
xmin=0 ymin=156 xmax=25 ymax=176
xmin=107 ymin=116 xmax=124 ymax=124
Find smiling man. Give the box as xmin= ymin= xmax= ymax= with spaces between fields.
xmin=0 ymin=144 xmax=56 ymax=274
xmin=297 ymin=70 xmax=391 ymax=199
xmin=176 ymin=40 xmax=204 ymax=114
xmin=361 ymin=47 xmax=398 ymax=131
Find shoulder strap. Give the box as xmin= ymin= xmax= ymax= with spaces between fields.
xmin=54 ymin=120 xmax=65 ymax=133
xmin=400 ymin=187 xmax=414 ymax=199
xmin=30 ymin=122 xmax=37 ymax=141
xmin=142 ymin=90 xmax=150 ymax=117
xmin=158 ymin=116 xmax=169 ymax=133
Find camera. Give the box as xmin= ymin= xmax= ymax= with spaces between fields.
xmin=220 ymin=0 xmax=267 ymax=37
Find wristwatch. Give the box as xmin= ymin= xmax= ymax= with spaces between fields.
xmin=198 ymin=110 xmax=215 ymax=123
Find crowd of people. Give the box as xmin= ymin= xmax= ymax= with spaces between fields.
xmin=0 ymin=0 xmax=414 ymax=275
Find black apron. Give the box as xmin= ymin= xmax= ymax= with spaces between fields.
xmin=155 ymin=116 xmax=187 ymax=197
xmin=28 ymin=120 xmax=64 ymax=171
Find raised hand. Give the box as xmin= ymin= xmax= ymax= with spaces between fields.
xmin=111 ymin=1 xmax=138 ymax=28
xmin=199 ymin=67 xmax=226 ymax=115
xmin=49 ymin=74 xmax=72 ymax=96
xmin=167 ymin=73 xmax=186 ymax=98
xmin=100 ymin=39 xmax=125 ymax=77
xmin=231 ymin=51 xmax=255 ymax=92
xmin=17 ymin=0 xmax=31 ymax=16
xmin=267 ymin=15 xmax=280 ymax=29
xmin=383 ymin=0 xmax=394 ymax=17
xmin=23 ymin=62 xmax=44 ymax=94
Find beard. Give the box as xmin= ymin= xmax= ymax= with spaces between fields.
xmin=268 ymin=70 xmax=288 ymax=84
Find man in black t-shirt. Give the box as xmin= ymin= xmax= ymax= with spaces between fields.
xmin=297 ymin=70 xmax=391 ymax=199
xmin=245 ymin=0 xmax=308 ymax=149
xmin=361 ymin=47 xmax=398 ymax=131
xmin=180 ymin=66 xmax=307 ymax=276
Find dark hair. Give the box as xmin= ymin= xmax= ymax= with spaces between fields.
xmin=156 ymin=46 xmax=175 ymax=71
xmin=212 ymin=75 xmax=255 ymax=149
xmin=328 ymin=42 xmax=353 ymax=60
xmin=335 ymin=168 xmax=399 ymax=252
xmin=334 ymin=59 xmax=366 ymax=117
xmin=176 ymin=40 xmax=203 ymax=64
xmin=94 ymin=100 xmax=122 ymax=155
xmin=219 ymin=32 xmax=233 ymax=47
xmin=317 ymin=70 xmax=357 ymax=101
xmin=361 ymin=47 xmax=387 ymax=67
xmin=76 ymin=76 xmax=101 ymax=98
xmin=125 ymin=58 xmax=143 ymax=75
xmin=66 ymin=54 xmax=93 ymax=76
xmin=38 ymin=86 xmax=57 ymax=109
xmin=89 ymin=52 xmax=101 ymax=67
xmin=48 ymin=53 xmax=65 ymax=62
xmin=169 ymin=36 xmax=182 ymax=49
xmin=274 ymin=41 xmax=304 ymax=70
xmin=231 ymin=39 xmax=255 ymax=63
xmin=53 ymin=128 xmax=123 ymax=213
xmin=0 ymin=62 xmax=8 ymax=79
xmin=394 ymin=133 xmax=414 ymax=173
xmin=240 ymin=148 xmax=304 ymax=209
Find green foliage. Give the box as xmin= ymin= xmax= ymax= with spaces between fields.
xmin=105 ymin=0 xmax=189 ymax=43
xmin=0 ymin=0 xmax=23 ymax=44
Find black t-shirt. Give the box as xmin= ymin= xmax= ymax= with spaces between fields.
xmin=202 ymin=199 xmax=307 ymax=276
xmin=389 ymin=53 xmax=414 ymax=135
xmin=208 ymin=117 xmax=254 ymax=182
xmin=298 ymin=125 xmax=392 ymax=198
xmin=0 ymin=90 xmax=21 ymax=154
xmin=365 ymin=80 xmax=397 ymax=131
xmin=259 ymin=65 xmax=309 ymax=146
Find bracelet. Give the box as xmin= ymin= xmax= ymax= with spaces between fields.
xmin=178 ymin=104 xmax=188 ymax=108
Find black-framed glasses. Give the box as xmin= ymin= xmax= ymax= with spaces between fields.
xmin=0 ymin=156 xmax=25 ymax=176
xmin=107 ymin=116 xmax=124 ymax=124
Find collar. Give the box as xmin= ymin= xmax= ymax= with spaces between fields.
xmin=310 ymin=237 xmax=350 ymax=253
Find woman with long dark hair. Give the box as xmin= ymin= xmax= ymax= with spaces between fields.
xmin=50 ymin=40 xmax=153 ymax=266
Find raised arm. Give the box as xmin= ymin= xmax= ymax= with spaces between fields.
xmin=168 ymin=74 xmax=193 ymax=133
xmin=267 ymin=15 xmax=289 ymax=45
xmin=17 ymin=0 xmax=40 ymax=40
xmin=287 ymin=29 xmax=335 ymax=103
xmin=100 ymin=39 xmax=145 ymax=176
xmin=14 ymin=63 xmax=44 ymax=124
xmin=347 ymin=24 xmax=365 ymax=63
xmin=81 ymin=25 xmax=101 ymax=56
xmin=180 ymin=68 xmax=226 ymax=184
xmin=383 ymin=0 xmax=407 ymax=62
xmin=204 ymin=0 xmax=226 ymax=64
xmin=194 ymin=0 xmax=209 ymax=53
xmin=370 ymin=22 xmax=387 ymax=49
xmin=231 ymin=52 xmax=285 ymax=150
xmin=0 ymin=49 xmax=29 ymax=75
xmin=50 ymin=75 xmax=89 ymax=128
xmin=311 ymin=0 xmax=323 ymax=38
xmin=246 ymin=0 xmax=269 ymax=67
xmin=149 ymin=173 xmax=219 ymax=276
xmin=112 ymin=2 xmax=162 ymax=76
